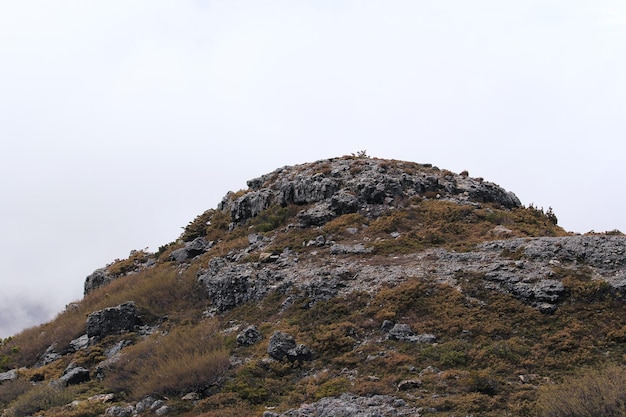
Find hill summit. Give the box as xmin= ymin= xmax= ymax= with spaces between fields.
xmin=2 ymin=155 xmax=626 ymax=417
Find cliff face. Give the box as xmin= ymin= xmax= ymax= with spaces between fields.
xmin=2 ymin=156 xmax=625 ymax=417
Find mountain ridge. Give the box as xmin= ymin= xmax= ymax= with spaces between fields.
xmin=2 ymin=155 xmax=625 ymax=417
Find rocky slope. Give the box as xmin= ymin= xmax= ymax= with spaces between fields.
xmin=1 ymin=155 xmax=625 ymax=417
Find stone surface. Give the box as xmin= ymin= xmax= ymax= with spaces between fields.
xmin=267 ymin=331 xmax=312 ymax=362
xmin=86 ymin=301 xmax=142 ymax=340
xmin=218 ymin=157 xmax=521 ymax=229
xmin=104 ymin=405 xmax=135 ymax=417
xmin=69 ymin=334 xmax=90 ymax=351
xmin=277 ymin=393 xmax=421 ymax=416
xmin=169 ymin=237 xmax=213 ymax=262
xmin=84 ymin=267 xmax=114 ymax=295
xmin=236 ymin=325 xmax=262 ymax=347
xmin=0 ymin=369 xmax=17 ymax=383
xmin=60 ymin=366 xmax=90 ymax=386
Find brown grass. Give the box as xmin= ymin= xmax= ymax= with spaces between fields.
xmin=536 ymin=364 xmax=626 ymax=417
xmin=104 ymin=319 xmax=229 ymax=399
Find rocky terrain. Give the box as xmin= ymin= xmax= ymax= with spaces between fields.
xmin=1 ymin=155 xmax=625 ymax=417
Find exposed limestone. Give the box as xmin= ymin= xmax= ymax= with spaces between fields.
xmin=86 ymin=302 xmax=142 ymax=340
xmin=84 ymin=267 xmax=115 ymax=295
xmin=169 ymin=237 xmax=213 ymax=262
xmin=270 ymin=393 xmax=421 ymax=416
xmin=236 ymin=325 xmax=262 ymax=347
xmin=220 ymin=157 xmax=521 ymax=227
xmin=267 ymin=331 xmax=312 ymax=362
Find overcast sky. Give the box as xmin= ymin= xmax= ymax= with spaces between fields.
xmin=1 ymin=1 xmax=624 ymax=338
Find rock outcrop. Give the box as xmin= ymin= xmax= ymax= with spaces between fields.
xmin=267 ymin=331 xmax=312 ymax=362
xmin=219 ymin=158 xmax=521 ymax=228
xmin=86 ymin=302 xmax=142 ymax=340
xmin=266 ymin=393 xmax=421 ymax=417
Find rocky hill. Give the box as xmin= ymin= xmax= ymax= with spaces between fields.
xmin=1 ymin=155 xmax=625 ymax=417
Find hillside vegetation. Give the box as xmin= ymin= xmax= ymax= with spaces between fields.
xmin=1 ymin=155 xmax=625 ymax=417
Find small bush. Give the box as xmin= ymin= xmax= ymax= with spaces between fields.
xmin=7 ymin=383 xmax=79 ymax=417
xmin=536 ymin=364 xmax=626 ymax=417
xmin=0 ymin=378 xmax=32 ymax=407
xmin=104 ymin=319 xmax=229 ymax=398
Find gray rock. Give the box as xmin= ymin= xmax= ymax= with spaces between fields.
xmin=218 ymin=157 xmax=521 ymax=229
xmin=36 ymin=345 xmax=61 ymax=367
xmin=267 ymin=331 xmax=312 ymax=362
xmin=277 ymin=393 xmax=420 ymax=416
xmin=0 ymin=369 xmax=17 ymax=383
xmin=104 ymin=405 xmax=135 ymax=417
xmin=84 ymin=267 xmax=114 ymax=295
xmin=387 ymin=324 xmax=415 ymax=341
xmin=181 ymin=392 xmax=200 ymax=401
xmin=387 ymin=324 xmax=436 ymax=343
xmin=330 ymin=244 xmax=373 ymax=255
xmin=134 ymin=396 xmax=158 ymax=414
xmin=86 ymin=302 xmax=142 ymax=340
xmin=150 ymin=399 xmax=166 ymax=410
xmin=170 ymin=237 xmax=213 ymax=262
xmin=197 ymin=257 xmax=284 ymax=311
xmin=69 ymin=334 xmax=90 ymax=351
xmin=237 ymin=325 xmax=262 ymax=347
xmin=155 ymin=405 xmax=170 ymax=416
xmin=60 ymin=366 xmax=90 ymax=386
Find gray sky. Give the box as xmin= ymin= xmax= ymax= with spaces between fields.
xmin=1 ymin=1 xmax=624 ymax=338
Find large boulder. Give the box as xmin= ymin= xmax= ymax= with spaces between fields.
xmin=86 ymin=302 xmax=142 ymax=340
xmin=84 ymin=267 xmax=114 ymax=295
xmin=60 ymin=365 xmax=90 ymax=386
xmin=169 ymin=237 xmax=213 ymax=262
xmin=267 ymin=331 xmax=312 ymax=362
xmin=237 ymin=325 xmax=262 ymax=347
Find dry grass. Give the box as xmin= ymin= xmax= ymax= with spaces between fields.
xmin=104 ymin=319 xmax=229 ymax=399
xmin=1 ymin=264 xmax=203 ymax=369
xmin=536 ymin=364 xmax=626 ymax=417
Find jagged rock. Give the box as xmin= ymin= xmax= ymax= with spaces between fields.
xmin=267 ymin=331 xmax=312 ymax=362
xmin=197 ymin=257 xmax=284 ymax=311
xmin=277 ymin=393 xmax=421 ymax=416
xmin=36 ymin=345 xmax=61 ymax=367
xmin=84 ymin=267 xmax=114 ymax=295
xmin=170 ymin=237 xmax=213 ymax=262
xmin=86 ymin=302 xmax=142 ymax=340
xmin=387 ymin=324 xmax=436 ymax=343
xmin=69 ymin=334 xmax=89 ymax=351
xmin=105 ymin=405 xmax=135 ymax=417
xmin=60 ymin=366 xmax=90 ymax=386
xmin=236 ymin=325 xmax=262 ymax=347
xmin=134 ymin=396 xmax=159 ymax=413
xmin=0 ymin=369 xmax=17 ymax=383
xmin=218 ymin=158 xmax=521 ymax=228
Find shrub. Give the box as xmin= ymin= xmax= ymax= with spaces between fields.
xmin=536 ymin=364 xmax=626 ymax=417
xmin=0 ymin=378 xmax=32 ymax=407
xmin=7 ymin=383 xmax=79 ymax=417
xmin=104 ymin=319 xmax=229 ymax=398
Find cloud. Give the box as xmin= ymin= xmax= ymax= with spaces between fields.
xmin=0 ymin=293 xmax=55 ymax=339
